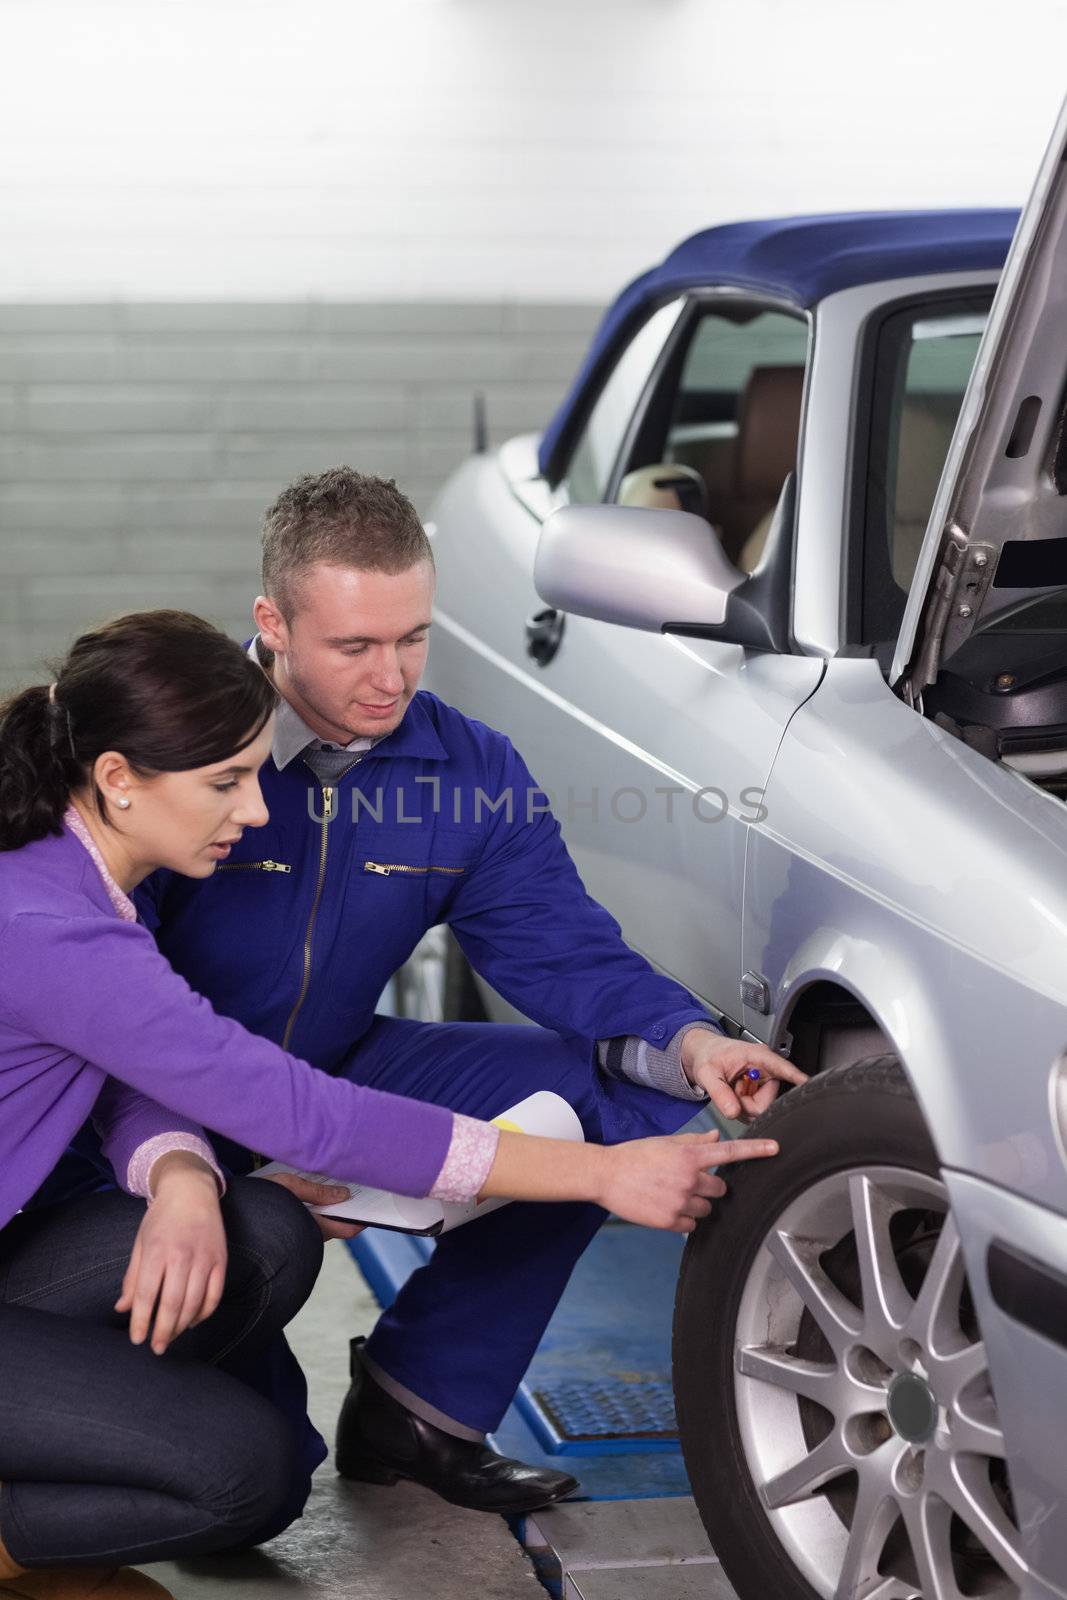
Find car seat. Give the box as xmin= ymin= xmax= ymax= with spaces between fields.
xmin=731 ymin=365 xmax=805 ymax=573
xmin=617 ymin=462 xmax=710 ymax=519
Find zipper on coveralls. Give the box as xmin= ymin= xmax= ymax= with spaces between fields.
xmin=363 ymin=862 xmax=466 ymax=877
xmin=215 ymin=859 xmax=292 ymax=873
xmin=281 ymin=784 xmax=334 ymax=1052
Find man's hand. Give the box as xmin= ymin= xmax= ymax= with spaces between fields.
xmin=680 ymin=1029 xmax=808 ymax=1123
xmin=116 ymin=1151 xmax=228 ymax=1355
xmin=263 ymin=1170 xmax=366 ymax=1242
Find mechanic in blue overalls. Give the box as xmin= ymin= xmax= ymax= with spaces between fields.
xmin=134 ymin=469 xmax=803 ymax=1518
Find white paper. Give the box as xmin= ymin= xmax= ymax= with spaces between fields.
xmin=252 ymin=1090 xmax=585 ymax=1235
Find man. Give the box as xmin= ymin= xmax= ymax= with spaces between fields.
xmin=136 ymin=467 xmax=804 ymax=1515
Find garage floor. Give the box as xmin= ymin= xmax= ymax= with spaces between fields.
xmin=137 ymin=1245 xmax=738 ymax=1600
xmin=137 ymin=1243 xmax=541 ymax=1600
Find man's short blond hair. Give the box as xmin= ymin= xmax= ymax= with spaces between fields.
xmin=262 ymin=467 xmax=434 ymax=617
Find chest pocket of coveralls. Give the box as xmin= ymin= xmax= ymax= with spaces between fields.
xmin=357 ymin=823 xmax=482 ymax=932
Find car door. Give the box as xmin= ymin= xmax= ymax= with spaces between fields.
xmin=430 ymin=293 xmax=824 ymax=1022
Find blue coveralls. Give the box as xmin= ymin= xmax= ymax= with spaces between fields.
xmin=133 ymin=692 xmax=712 ymax=1448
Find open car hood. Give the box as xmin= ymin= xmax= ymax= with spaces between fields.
xmin=892 ymin=98 xmax=1067 ymax=699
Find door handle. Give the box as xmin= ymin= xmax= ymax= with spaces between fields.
xmin=525 ymin=607 xmax=565 ymax=667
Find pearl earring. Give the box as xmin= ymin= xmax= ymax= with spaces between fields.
xmin=117 ymin=797 xmax=131 ymax=809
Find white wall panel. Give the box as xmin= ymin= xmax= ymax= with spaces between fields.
xmin=2 ymin=0 xmax=1065 ymax=300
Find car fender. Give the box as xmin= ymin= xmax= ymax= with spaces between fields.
xmin=745 ymin=656 xmax=1067 ymax=1217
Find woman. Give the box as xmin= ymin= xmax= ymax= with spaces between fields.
xmin=0 ymin=610 xmax=776 ymax=1599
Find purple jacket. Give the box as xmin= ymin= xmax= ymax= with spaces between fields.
xmin=0 ymin=825 xmax=453 ymax=1230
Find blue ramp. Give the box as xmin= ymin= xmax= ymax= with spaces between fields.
xmin=349 ymin=1218 xmax=693 ymax=1501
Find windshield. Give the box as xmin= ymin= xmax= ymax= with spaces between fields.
xmin=860 ymin=294 xmax=992 ymax=643
xmin=865 ymin=294 xmax=1067 ymax=650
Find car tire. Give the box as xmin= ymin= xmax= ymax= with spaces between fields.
xmin=673 ymin=1055 xmax=1022 ymax=1600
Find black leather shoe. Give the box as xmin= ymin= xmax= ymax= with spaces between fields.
xmin=335 ymin=1339 xmax=580 ymax=1514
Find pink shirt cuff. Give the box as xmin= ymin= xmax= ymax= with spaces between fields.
xmin=128 ymin=1134 xmax=227 ymax=1202
xmin=428 ymin=1113 xmax=500 ymax=1204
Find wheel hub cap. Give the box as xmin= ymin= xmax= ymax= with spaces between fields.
xmin=887 ymin=1371 xmax=938 ymax=1443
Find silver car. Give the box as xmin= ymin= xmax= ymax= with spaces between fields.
xmin=410 ymin=107 xmax=1067 ymax=1600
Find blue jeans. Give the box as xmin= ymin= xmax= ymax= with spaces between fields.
xmin=32 ymin=1018 xmax=698 ymax=1448
xmin=0 ymin=1178 xmax=322 ymax=1568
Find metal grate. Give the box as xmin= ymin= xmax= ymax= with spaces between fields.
xmin=532 ymin=1380 xmax=678 ymax=1441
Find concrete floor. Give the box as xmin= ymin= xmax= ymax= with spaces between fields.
xmin=138 ymin=1243 xmax=543 ymax=1600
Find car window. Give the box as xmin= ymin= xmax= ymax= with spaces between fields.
xmin=561 ymin=298 xmax=684 ymax=505
xmin=616 ymin=303 xmax=809 ymax=572
xmin=860 ymin=295 xmax=992 ymax=644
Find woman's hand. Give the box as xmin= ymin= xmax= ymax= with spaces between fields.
xmin=479 ymin=1126 xmax=779 ymax=1232
xmin=262 ymin=1170 xmax=366 ymax=1242
xmin=115 ymin=1151 xmax=228 ymax=1354
xmin=594 ymin=1130 xmax=778 ymax=1232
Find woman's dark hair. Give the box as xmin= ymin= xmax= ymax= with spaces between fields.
xmin=0 ymin=610 xmax=277 ymax=852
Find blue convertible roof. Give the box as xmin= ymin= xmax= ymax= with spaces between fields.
xmin=538 ymin=209 xmax=1018 ymax=478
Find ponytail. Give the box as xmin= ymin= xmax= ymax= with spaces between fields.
xmin=0 ymin=683 xmax=81 ymax=850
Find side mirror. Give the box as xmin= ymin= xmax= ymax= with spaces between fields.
xmin=534 ymin=505 xmax=743 ymax=632
xmin=534 ymin=475 xmax=795 ymax=653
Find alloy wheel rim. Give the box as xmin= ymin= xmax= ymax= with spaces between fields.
xmin=732 ymin=1166 xmax=1025 ymax=1599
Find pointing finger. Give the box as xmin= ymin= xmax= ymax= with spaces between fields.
xmin=707 ymin=1138 xmax=779 ymax=1165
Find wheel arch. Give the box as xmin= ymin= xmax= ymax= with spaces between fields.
xmin=771 ymin=952 xmax=958 ymax=1164
xmin=779 ymin=978 xmax=892 ymax=1075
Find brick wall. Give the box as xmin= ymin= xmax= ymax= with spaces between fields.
xmin=0 ymin=301 xmax=600 ymax=694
